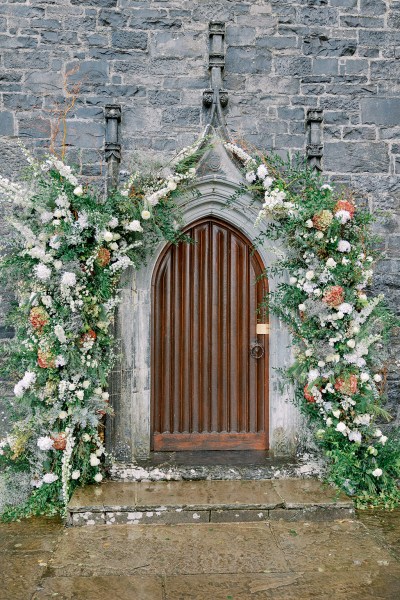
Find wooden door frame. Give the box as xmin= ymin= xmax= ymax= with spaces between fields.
xmin=150 ymin=216 xmax=270 ymax=451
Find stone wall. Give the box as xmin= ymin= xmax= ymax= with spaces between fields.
xmin=0 ymin=0 xmax=399 ymax=423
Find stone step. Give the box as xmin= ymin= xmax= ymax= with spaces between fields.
xmin=68 ymin=478 xmax=354 ymax=527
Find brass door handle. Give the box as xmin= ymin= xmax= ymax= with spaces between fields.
xmin=250 ymin=341 xmax=264 ymax=359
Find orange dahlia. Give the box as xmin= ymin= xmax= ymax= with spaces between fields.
xmin=96 ymin=247 xmax=111 ymax=268
xmin=37 ymin=349 xmax=55 ymax=369
xmin=80 ymin=329 xmax=97 ymax=346
xmin=334 ymin=374 xmax=358 ymax=395
xmin=312 ymin=210 xmax=333 ymax=231
xmin=334 ymin=199 xmax=355 ymax=218
xmin=304 ymin=385 xmax=316 ymax=403
xmin=51 ymin=432 xmax=67 ymax=450
xmin=322 ymin=286 xmax=345 ymax=308
xmin=29 ymin=307 xmax=49 ymax=332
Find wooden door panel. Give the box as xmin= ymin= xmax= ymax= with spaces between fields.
xmin=152 ymin=218 xmax=269 ymax=451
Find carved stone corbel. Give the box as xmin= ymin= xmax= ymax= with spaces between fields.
xmin=203 ymin=21 xmax=228 ymax=119
xmin=306 ymin=108 xmax=323 ymax=171
xmin=105 ymin=104 xmax=121 ymax=191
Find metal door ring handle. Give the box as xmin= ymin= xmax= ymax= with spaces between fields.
xmin=250 ymin=341 xmax=264 ymax=359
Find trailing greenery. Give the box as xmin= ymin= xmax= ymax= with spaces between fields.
xmin=225 ymin=142 xmax=400 ymax=507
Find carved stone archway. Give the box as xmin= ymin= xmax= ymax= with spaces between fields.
xmin=107 ymin=140 xmax=300 ymax=462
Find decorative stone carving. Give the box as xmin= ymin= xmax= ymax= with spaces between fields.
xmin=104 ymin=104 xmax=122 ymax=191
xmin=219 ymin=89 xmax=228 ymax=107
xmin=306 ymin=108 xmax=323 ymax=171
xmin=209 ymin=21 xmax=225 ymax=36
xmin=203 ymin=89 xmax=214 ymax=107
xmin=209 ymin=52 xmax=225 ymax=69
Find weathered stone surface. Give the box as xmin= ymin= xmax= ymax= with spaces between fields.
xmin=324 ymin=142 xmax=389 ymax=173
xmin=33 ymin=576 xmax=163 ymax=600
xmin=361 ymin=98 xmax=400 ymax=126
xmin=0 ymin=111 xmax=14 ymax=136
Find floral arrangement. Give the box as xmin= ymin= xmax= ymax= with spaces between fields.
xmin=226 ymin=142 xmax=400 ymax=506
xmin=0 ymin=143 xmax=200 ymax=520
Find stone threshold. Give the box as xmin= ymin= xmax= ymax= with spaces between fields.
xmin=68 ymin=478 xmax=354 ymax=527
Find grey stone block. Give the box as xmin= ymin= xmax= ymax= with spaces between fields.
xmin=129 ymin=17 xmax=182 ymax=30
xmin=162 ymin=107 xmax=200 ymax=126
xmin=0 ymin=35 xmax=37 ymax=49
xmin=0 ymin=112 xmax=14 ymax=136
xmin=303 ymin=36 xmax=356 ymax=57
xmin=313 ymin=58 xmax=338 ymax=75
xmin=361 ymin=98 xmax=400 ymax=127
xmin=41 ymin=31 xmax=79 ymax=45
xmin=324 ymin=142 xmax=389 ymax=173
xmin=66 ymin=60 xmax=109 ymax=83
xmin=18 ymin=116 xmax=51 ymax=139
xmin=359 ymin=0 xmax=386 ymax=16
xmin=63 ymin=121 xmax=105 ymax=149
xmin=226 ymin=27 xmax=256 ymax=47
xmin=274 ymin=56 xmax=312 ymax=76
xmin=98 ymin=9 xmax=125 ymax=27
xmin=71 ymin=0 xmax=117 ymax=6
xmin=112 ymin=30 xmax=148 ymax=51
xmin=152 ymin=31 xmax=202 ymax=59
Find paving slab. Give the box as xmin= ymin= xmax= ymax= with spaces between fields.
xmin=272 ymin=478 xmax=352 ymax=508
xmin=46 ymin=523 xmax=289 ymax=577
xmin=32 ymin=575 xmax=163 ymax=600
xmin=163 ymin=570 xmax=400 ymax=600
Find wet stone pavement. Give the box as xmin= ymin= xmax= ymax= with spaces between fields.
xmin=0 ymin=510 xmax=399 ymax=599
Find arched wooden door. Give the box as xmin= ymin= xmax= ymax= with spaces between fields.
xmin=151 ymin=217 xmax=269 ymax=451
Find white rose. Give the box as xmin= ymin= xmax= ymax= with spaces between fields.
xmin=94 ymin=472 xmax=103 ymax=483
xmin=102 ymin=392 xmax=109 ymax=400
xmin=71 ymin=470 xmax=80 ymax=480
xmin=58 ymin=411 xmax=68 ymax=420
xmin=305 ymin=219 xmax=313 ymax=228
xmin=103 ymin=231 xmax=114 ymax=242
xmin=82 ymin=433 xmax=91 ymax=442
xmin=372 ymin=468 xmax=382 ymax=477
xmin=82 ymin=380 xmax=90 ymax=389
xmin=318 ymin=361 xmax=325 ymax=368
xmin=305 ymin=349 xmax=313 ymax=357
xmin=120 ymin=190 xmax=129 ymax=197
xmin=305 ymin=271 xmax=314 ymax=280
xmin=76 ymin=390 xmax=84 ymax=401
xmin=336 ymin=312 xmax=344 ymax=320
xmin=245 ymin=171 xmax=256 ymax=183
xmin=289 ymin=277 xmax=297 ymax=285
xmin=315 ymin=231 xmax=324 ymax=240
xmin=90 ymin=454 xmax=100 ymax=466
xmin=298 ymin=304 xmax=306 ymax=311
xmin=54 ymin=260 xmax=63 ymax=270
xmin=332 ymin=410 xmax=341 ymax=419
xmin=373 ymin=374 xmax=382 ymax=383
xmin=336 ymin=422 xmax=347 ymax=434
xmin=360 ymin=372 xmax=369 ymax=382
xmin=346 ymin=339 xmax=356 ymax=349
xmin=141 ymin=210 xmax=151 ymax=220
xmin=73 ymin=186 xmax=83 ymax=197
xmin=263 ymin=176 xmax=274 ymax=189
xmin=257 ymin=164 xmax=268 ymax=179
xmin=326 ymin=258 xmax=337 ymax=269
xmin=380 ymin=435 xmax=388 ymax=445
xmin=326 ymin=417 xmax=333 ymax=427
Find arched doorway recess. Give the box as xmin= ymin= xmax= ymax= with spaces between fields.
xmin=151 ymin=217 xmax=269 ymax=451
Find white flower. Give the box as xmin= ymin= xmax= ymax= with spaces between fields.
xmin=54 ymin=260 xmax=63 ymax=270
xmin=141 ymin=210 xmax=151 ymax=220
xmin=305 ymin=271 xmax=315 ymax=281
xmin=54 ymin=325 xmax=67 ymax=344
xmin=102 ymin=231 xmax=114 ymax=242
xmin=76 ymin=390 xmax=84 ymax=401
xmin=348 ymin=430 xmax=362 ymax=443
xmin=82 ymin=380 xmax=90 ymax=389
xmin=42 ymin=473 xmax=58 ymax=484
xmin=335 ymin=210 xmax=351 ymax=224
xmin=71 ymin=470 xmax=80 ymax=480
xmin=37 ymin=436 xmax=54 ymax=451
xmin=108 ymin=217 xmax=119 ymax=229
xmin=336 ymin=422 xmax=348 ymax=435
xmin=263 ymin=176 xmax=274 ymax=189
xmin=82 ymin=433 xmax=91 ymax=442
xmin=360 ymin=372 xmax=369 ymax=382
xmin=257 ymin=164 xmax=268 ymax=179
xmin=318 ymin=361 xmax=325 ymax=368
xmin=245 ymin=171 xmax=256 ymax=183
xmin=73 ymin=186 xmax=83 ymax=197
xmin=34 ymin=263 xmax=52 ymax=281
xmin=90 ymin=454 xmax=100 ymax=466
xmin=326 ymin=258 xmax=337 ymax=269
xmin=55 ymin=355 xmax=66 ymax=367
xmin=102 ymin=392 xmax=109 ymax=400
xmin=338 ymin=240 xmax=351 ymax=253
xmin=289 ymin=276 xmax=297 ymax=285
xmin=332 ymin=410 xmax=341 ymax=419
xmin=373 ymin=374 xmax=382 ymax=383
xmin=372 ymin=468 xmax=383 ymax=478
xmin=298 ymin=303 xmax=306 ymax=311
xmin=305 ymin=349 xmax=313 ymax=357
xmin=125 ymin=220 xmax=143 ymax=232
xmin=305 ymin=219 xmax=314 ymax=228
xmin=320 ymin=184 xmax=333 ymax=192
xmin=307 ymin=369 xmax=320 ymax=382
xmin=336 ymin=312 xmax=344 ymax=320
xmin=326 ymin=417 xmax=333 ymax=427
xmin=374 ymin=429 xmax=383 ymax=438
xmin=13 ymin=382 xmax=25 ymax=398
xmin=338 ymin=303 xmax=353 ymax=314
xmin=40 ymin=211 xmax=54 ymax=224
xmin=315 ymin=231 xmax=324 ymax=240
xmin=347 ymin=339 xmax=356 ymax=349
xmin=167 ymin=179 xmax=177 ymax=191
xmin=94 ymin=472 xmax=103 ymax=483
xmin=380 ymin=435 xmax=388 ymax=445
xmin=120 ymin=189 xmax=129 ymax=197
xmin=61 ymin=272 xmax=76 ymax=287
xmin=354 ymin=414 xmax=371 ymax=426
xmin=58 ymin=411 xmax=68 ymax=420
